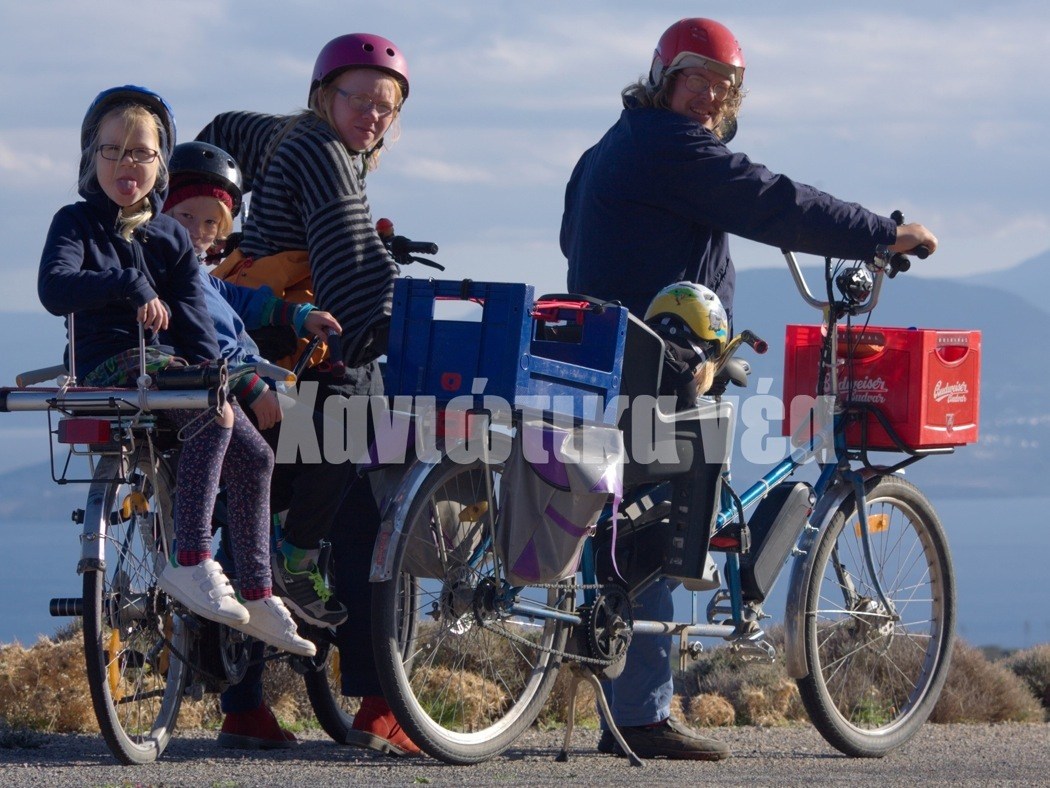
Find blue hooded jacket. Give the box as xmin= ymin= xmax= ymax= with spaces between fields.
xmin=561 ymin=104 xmax=898 ymax=321
xmin=37 ymin=90 xmax=219 ymax=379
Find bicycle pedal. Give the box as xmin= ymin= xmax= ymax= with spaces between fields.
xmin=729 ymin=632 xmax=776 ymax=662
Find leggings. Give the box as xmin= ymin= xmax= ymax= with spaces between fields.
xmin=170 ymin=403 xmax=275 ymax=594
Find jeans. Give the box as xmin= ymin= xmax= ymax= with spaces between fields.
xmin=601 ymin=578 xmax=675 ymax=727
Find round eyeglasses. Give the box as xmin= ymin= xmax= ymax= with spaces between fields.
xmin=335 ymin=89 xmax=397 ymax=119
xmin=682 ymin=74 xmax=732 ymax=103
xmin=97 ymin=144 xmax=159 ymax=164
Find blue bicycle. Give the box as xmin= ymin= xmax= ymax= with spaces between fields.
xmin=366 ymin=236 xmax=970 ymax=765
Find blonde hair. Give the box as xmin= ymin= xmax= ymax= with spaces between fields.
xmin=621 ymin=72 xmax=745 ymax=141
xmin=79 ymin=104 xmax=168 ymax=240
xmin=309 ymin=69 xmax=404 ymax=173
xmin=215 ymin=201 xmax=235 ymax=240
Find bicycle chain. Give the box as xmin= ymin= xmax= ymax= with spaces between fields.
xmin=476 ymin=581 xmax=625 ymax=669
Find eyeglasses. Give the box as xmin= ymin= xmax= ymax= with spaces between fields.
xmin=335 ymin=89 xmax=397 ymax=119
xmin=97 ymin=144 xmax=159 ymax=164
xmin=681 ymin=74 xmax=732 ymax=102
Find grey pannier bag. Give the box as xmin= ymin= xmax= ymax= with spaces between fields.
xmin=497 ymin=415 xmax=624 ymax=587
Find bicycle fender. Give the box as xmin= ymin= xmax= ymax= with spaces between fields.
xmin=783 ymin=470 xmax=880 ymax=678
xmin=368 ymin=454 xmax=441 ymax=583
xmin=77 ymin=456 xmax=121 ymax=574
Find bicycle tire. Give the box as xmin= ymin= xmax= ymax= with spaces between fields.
xmin=371 ymin=455 xmax=571 ymax=765
xmin=304 ymin=572 xmax=419 ymax=743
xmin=81 ymin=449 xmax=189 ymax=764
xmin=797 ymin=474 xmax=956 ymax=757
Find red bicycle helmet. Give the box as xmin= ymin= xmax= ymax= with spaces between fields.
xmin=649 ymin=18 xmax=745 ymax=88
xmin=310 ymin=33 xmax=410 ymax=102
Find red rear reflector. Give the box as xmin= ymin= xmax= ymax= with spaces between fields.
xmin=57 ymin=418 xmax=113 ymax=444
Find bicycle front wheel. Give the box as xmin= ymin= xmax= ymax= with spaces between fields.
xmin=797 ymin=474 xmax=956 ymax=757
xmin=82 ymin=449 xmax=189 ymax=764
xmin=372 ymin=455 xmax=571 ymax=764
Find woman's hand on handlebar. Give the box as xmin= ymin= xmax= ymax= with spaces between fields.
xmin=249 ymin=388 xmax=283 ymax=430
xmin=303 ymin=310 xmax=342 ymax=340
xmin=137 ymin=297 xmax=170 ymax=332
xmin=891 ymin=223 xmax=938 ymax=256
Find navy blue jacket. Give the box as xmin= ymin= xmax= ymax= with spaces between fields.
xmin=38 ymin=180 xmax=219 ymax=379
xmin=561 ymin=105 xmax=897 ymax=320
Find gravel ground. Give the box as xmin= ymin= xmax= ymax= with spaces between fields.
xmin=0 ymin=723 xmax=1047 ymax=787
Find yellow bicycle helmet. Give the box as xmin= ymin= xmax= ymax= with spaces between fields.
xmin=644 ymin=281 xmax=729 ymax=356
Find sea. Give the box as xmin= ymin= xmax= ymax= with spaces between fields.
xmin=2 ymin=494 xmax=1048 ymax=651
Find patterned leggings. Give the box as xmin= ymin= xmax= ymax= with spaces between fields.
xmin=171 ymin=403 xmax=275 ymax=596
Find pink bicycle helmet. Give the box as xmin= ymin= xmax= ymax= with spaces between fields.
xmin=310 ymin=33 xmax=410 ymax=102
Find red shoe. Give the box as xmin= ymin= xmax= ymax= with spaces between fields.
xmin=217 ymin=704 xmax=297 ymax=750
xmin=346 ymin=695 xmax=422 ymax=757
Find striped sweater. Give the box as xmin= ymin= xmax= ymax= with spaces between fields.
xmin=196 ymin=111 xmax=396 ymax=368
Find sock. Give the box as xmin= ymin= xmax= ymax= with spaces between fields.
xmin=280 ymin=541 xmax=320 ymax=572
xmin=177 ymin=549 xmax=211 ymax=566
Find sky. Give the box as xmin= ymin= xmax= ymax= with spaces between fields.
xmin=1 ymin=0 xmax=1049 ymax=316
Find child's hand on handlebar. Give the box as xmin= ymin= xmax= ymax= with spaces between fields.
xmin=249 ymin=388 xmax=283 ymax=430
xmin=303 ymin=310 xmax=342 ymax=340
xmin=890 ymin=223 xmax=938 ymax=256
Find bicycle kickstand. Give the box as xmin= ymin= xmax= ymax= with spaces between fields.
xmin=556 ymin=663 xmax=643 ymax=767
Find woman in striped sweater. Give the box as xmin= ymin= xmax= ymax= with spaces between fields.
xmin=197 ymin=34 xmax=418 ymax=757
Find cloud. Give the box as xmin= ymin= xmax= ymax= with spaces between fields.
xmin=0 ymin=132 xmax=75 ymax=188
xmin=0 ymin=0 xmax=1048 ymax=299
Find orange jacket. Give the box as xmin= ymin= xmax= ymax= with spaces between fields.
xmin=209 ymin=249 xmax=327 ymax=371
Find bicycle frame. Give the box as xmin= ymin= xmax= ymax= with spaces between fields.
xmin=369 ymin=249 xmax=934 ymax=668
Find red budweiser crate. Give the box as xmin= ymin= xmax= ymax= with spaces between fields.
xmin=783 ymin=324 xmax=981 ymax=450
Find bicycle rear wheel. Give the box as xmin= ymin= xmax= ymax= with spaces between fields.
xmin=82 ymin=449 xmax=188 ymax=764
xmin=371 ymin=455 xmax=571 ymax=764
xmin=797 ymin=474 xmax=955 ymax=757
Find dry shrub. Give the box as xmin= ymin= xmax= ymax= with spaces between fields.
xmin=1002 ymin=644 xmax=1050 ymax=715
xmin=930 ymin=641 xmax=1044 ymax=723
xmin=538 ymin=666 xmax=598 ymax=728
xmin=680 ymin=647 xmax=805 ymax=727
xmin=413 ymin=665 xmax=507 ymax=729
xmin=0 ymin=637 xmax=96 ymax=732
xmin=684 ymin=692 xmax=736 ymax=727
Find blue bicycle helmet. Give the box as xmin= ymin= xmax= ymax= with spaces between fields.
xmin=81 ymin=85 xmax=176 ymax=158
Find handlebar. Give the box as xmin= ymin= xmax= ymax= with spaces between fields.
xmin=376 ymin=218 xmax=444 ymax=271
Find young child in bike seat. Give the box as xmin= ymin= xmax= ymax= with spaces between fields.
xmin=643 ymin=281 xmax=728 ymax=407
xmin=162 ymin=141 xmax=341 ymax=431
xmin=37 ymin=86 xmax=315 ymax=658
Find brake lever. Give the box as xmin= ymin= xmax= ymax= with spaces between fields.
xmin=409 ymin=255 xmax=445 ymax=271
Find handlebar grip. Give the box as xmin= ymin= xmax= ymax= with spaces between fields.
xmin=326 ymin=331 xmax=346 ymax=377
xmin=912 ymin=245 xmax=930 ymax=260
xmin=391 ymin=236 xmax=439 ymax=256
xmin=740 ymin=330 xmax=768 ymax=355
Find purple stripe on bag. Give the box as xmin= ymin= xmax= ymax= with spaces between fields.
xmin=544 ymin=503 xmax=593 ymax=538
xmin=511 ymin=537 xmax=541 ymax=583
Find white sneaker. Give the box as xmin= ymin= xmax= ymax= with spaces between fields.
xmin=238 ymin=596 xmax=317 ymax=657
xmin=158 ymin=558 xmax=250 ymax=627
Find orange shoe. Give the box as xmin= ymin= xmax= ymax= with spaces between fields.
xmin=217 ymin=703 xmax=297 ymax=750
xmin=346 ymin=695 xmax=422 ymax=757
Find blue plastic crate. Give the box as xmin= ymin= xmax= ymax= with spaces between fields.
xmin=384 ymin=280 xmax=627 ymax=423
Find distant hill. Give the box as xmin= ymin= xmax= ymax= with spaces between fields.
xmin=964 ymin=248 xmax=1050 ymax=317
xmin=731 ymin=263 xmax=1050 ymax=497
xmin=1 ymin=261 xmax=1047 ymax=517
